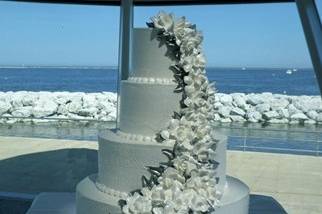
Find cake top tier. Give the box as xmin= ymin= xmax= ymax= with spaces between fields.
xmin=130 ymin=28 xmax=177 ymax=79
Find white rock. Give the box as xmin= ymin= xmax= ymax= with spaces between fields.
xmin=230 ymin=107 xmax=245 ymax=116
xmin=269 ymin=118 xmax=289 ymax=124
xmin=0 ymin=101 xmax=11 ymax=115
xmin=246 ymin=111 xmax=262 ymax=122
xmin=102 ymin=92 xmax=117 ymax=104
xmin=292 ymin=99 xmax=310 ymax=113
xmin=247 ymin=93 xmax=272 ymax=105
xmin=304 ymin=119 xmax=316 ymax=124
xmin=82 ymin=94 xmax=97 ymax=108
xmin=269 ymin=98 xmax=289 ymax=110
xmin=306 ymin=110 xmax=318 ymax=120
xmin=232 ymin=93 xmax=247 ymax=109
xmin=97 ymin=101 xmax=115 ymax=113
xmin=230 ymin=115 xmax=246 ymax=122
xmin=290 ymin=113 xmax=308 ymax=120
xmin=263 ymin=111 xmax=279 ymax=120
xmin=66 ymin=98 xmax=82 ymax=114
xmin=288 ymin=104 xmax=301 ymax=116
xmin=11 ymin=107 xmax=32 ymax=117
xmin=218 ymin=94 xmax=233 ymax=105
xmin=255 ymin=103 xmax=270 ymax=113
xmin=6 ymin=119 xmax=18 ymax=124
xmin=217 ymin=106 xmax=231 ymax=117
xmin=78 ymin=107 xmax=97 ymax=117
xmin=32 ymin=99 xmax=58 ymax=118
xmin=317 ymin=113 xmax=322 ymax=122
xmin=289 ymin=120 xmax=300 ymax=124
xmin=11 ymin=96 xmax=24 ymax=109
xmin=220 ymin=118 xmax=231 ymax=123
xmin=310 ymin=97 xmax=322 ymax=111
xmin=56 ymin=104 xmax=68 ymax=115
xmin=246 ymin=94 xmax=263 ymax=105
xmin=276 ymin=108 xmax=289 ymax=119
xmin=55 ymin=96 xmax=70 ymax=105
xmin=21 ymin=94 xmax=35 ymax=106
xmin=213 ymin=113 xmax=220 ymax=121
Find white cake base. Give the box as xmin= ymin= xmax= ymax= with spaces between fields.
xmin=76 ymin=174 xmax=249 ymax=214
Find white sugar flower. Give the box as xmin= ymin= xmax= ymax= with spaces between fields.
xmin=122 ymin=192 xmax=152 ymax=214
xmin=183 ymin=97 xmax=193 ymax=107
xmin=173 ymin=16 xmax=195 ymax=46
xmin=190 ymin=194 xmax=210 ymax=212
xmin=185 ymin=84 xmax=196 ymax=96
xmin=180 ymin=32 xmax=203 ymax=55
xmin=159 ymin=167 xmax=185 ymax=185
xmin=160 ymin=130 xmax=170 ymax=139
xmin=173 ymin=155 xmax=198 ymax=175
xmin=194 ymin=53 xmax=207 ymax=68
xmin=151 ymin=11 xmax=175 ymax=32
xmin=168 ymin=118 xmax=180 ymax=129
xmin=183 ymin=76 xmax=193 ymax=85
xmin=123 ymin=12 xmax=221 ymax=214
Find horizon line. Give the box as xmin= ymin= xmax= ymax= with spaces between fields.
xmin=0 ymin=65 xmax=314 ymax=69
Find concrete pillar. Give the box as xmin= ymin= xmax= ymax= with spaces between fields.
xmin=117 ymin=0 xmax=133 ymax=127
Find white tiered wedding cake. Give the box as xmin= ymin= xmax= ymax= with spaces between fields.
xmin=76 ymin=12 xmax=249 ymax=214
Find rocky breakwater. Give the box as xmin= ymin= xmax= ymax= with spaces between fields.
xmin=0 ymin=91 xmax=321 ymax=125
xmin=0 ymin=91 xmax=117 ymax=124
xmin=214 ymin=92 xmax=322 ymax=124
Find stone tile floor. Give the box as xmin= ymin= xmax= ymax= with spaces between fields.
xmin=0 ymin=137 xmax=321 ymax=214
xmin=228 ymin=151 xmax=322 ymax=214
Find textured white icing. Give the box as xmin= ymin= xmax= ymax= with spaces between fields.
xmin=131 ymin=28 xmax=177 ymax=79
xmin=97 ymin=130 xmax=171 ymax=192
xmin=127 ymin=77 xmax=174 ymax=84
xmin=119 ymin=80 xmax=181 ymax=136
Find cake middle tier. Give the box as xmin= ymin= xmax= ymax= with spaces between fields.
xmin=97 ymin=130 xmax=227 ymax=194
xmin=119 ymin=79 xmax=181 ymax=136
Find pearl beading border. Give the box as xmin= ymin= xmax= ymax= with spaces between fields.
xmin=127 ymin=77 xmax=174 ymax=84
xmin=115 ymin=130 xmax=157 ymax=142
xmin=95 ymin=181 xmax=128 ymax=200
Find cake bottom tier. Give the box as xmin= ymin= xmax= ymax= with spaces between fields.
xmin=76 ymin=174 xmax=249 ymax=214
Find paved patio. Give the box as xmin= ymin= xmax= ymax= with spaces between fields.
xmin=0 ymin=136 xmax=322 ymax=213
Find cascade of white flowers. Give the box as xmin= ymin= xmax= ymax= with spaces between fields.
xmin=121 ymin=12 xmax=220 ymax=214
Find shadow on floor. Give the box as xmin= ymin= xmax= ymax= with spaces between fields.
xmin=0 ymin=149 xmax=98 ymax=193
xmin=250 ymin=194 xmax=287 ymax=214
xmin=0 ymin=199 xmax=32 ymax=214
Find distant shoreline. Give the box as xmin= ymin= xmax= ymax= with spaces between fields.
xmin=0 ymin=66 xmax=313 ymax=70
xmin=0 ymin=66 xmax=118 ymax=69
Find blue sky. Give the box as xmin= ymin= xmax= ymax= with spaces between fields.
xmin=0 ymin=1 xmax=321 ymax=68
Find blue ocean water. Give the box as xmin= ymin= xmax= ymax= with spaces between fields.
xmin=0 ymin=67 xmax=319 ymax=95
